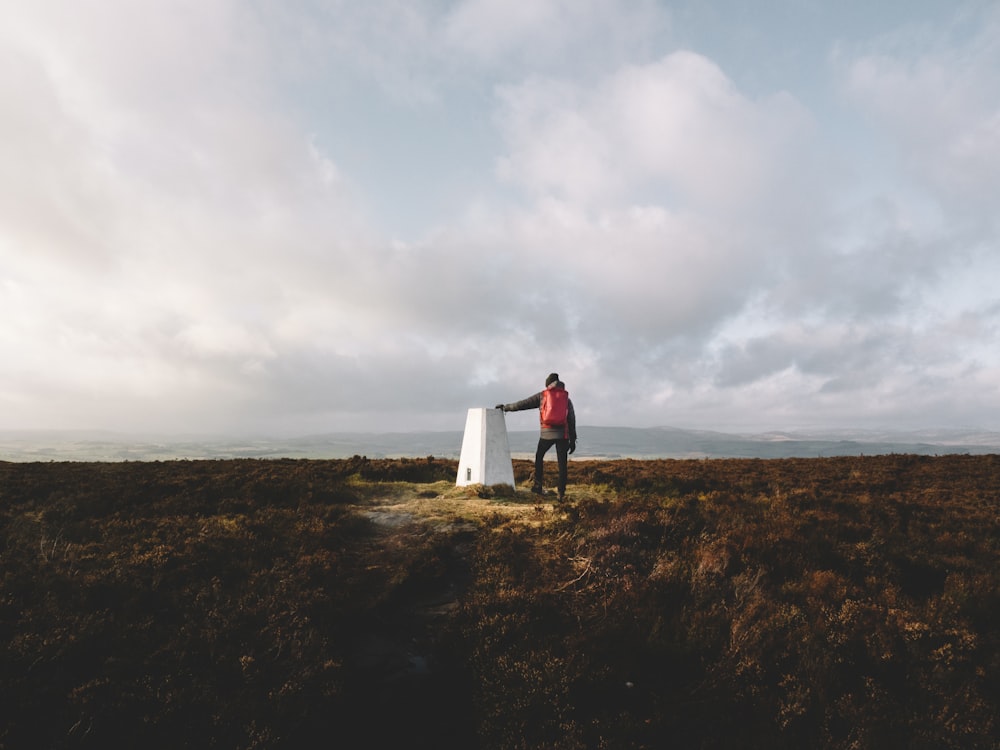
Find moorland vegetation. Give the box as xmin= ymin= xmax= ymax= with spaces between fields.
xmin=1 ymin=455 xmax=998 ymax=749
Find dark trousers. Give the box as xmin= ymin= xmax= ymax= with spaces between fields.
xmin=535 ymin=438 xmax=569 ymax=495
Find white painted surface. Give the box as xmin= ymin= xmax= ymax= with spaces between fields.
xmin=456 ymin=407 xmax=515 ymax=487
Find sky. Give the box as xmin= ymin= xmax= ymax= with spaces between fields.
xmin=2 ymin=0 xmax=1000 ymax=437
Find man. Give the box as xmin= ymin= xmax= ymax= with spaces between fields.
xmin=496 ymin=373 xmax=577 ymax=500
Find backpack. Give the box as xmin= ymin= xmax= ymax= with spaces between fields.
xmin=540 ymin=387 xmax=569 ymax=428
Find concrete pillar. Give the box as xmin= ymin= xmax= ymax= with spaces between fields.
xmin=456 ymin=407 xmax=516 ymax=487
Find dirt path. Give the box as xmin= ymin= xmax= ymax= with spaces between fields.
xmin=340 ymin=481 xmax=560 ymax=746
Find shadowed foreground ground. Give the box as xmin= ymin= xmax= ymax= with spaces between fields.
xmin=2 ymin=455 xmax=999 ymax=749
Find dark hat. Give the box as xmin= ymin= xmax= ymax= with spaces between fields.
xmin=545 ymin=373 xmax=559 ymax=386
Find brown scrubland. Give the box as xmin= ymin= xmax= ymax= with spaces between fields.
xmin=1 ymin=455 xmax=998 ymax=749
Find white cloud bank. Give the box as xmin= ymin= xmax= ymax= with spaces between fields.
xmin=1 ymin=0 xmax=999 ymax=436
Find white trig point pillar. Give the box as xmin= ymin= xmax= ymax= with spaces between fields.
xmin=456 ymin=407 xmax=516 ymax=487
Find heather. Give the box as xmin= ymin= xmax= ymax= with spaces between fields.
xmin=2 ymin=455 xmax=998 ymax=748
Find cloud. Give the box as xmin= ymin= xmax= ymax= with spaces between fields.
xmin=0 ymin=1 xmax=372 ymax=429
xmin=489 ymin=51 xmax=827 ymax=381
xmin=443 ymin=0 xmax=670 ymax=75
xmin=838 ymin=5 xmax=1000 ymax=229
xmin=3 ymin=1 xmax=1000 ymax=435
xmin=496 ymin=52 xmax=818 ymax=211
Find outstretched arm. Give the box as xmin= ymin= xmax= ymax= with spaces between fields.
xmin=495 ymin=392 xmax=543 ymax=412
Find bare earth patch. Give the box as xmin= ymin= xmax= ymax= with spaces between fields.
xmin=351 ymin=479 xmax=619 ymax=533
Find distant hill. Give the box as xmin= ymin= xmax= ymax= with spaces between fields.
xmin=3 ymin=426 xmax=1000 ymax=462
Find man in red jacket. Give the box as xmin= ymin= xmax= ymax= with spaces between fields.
xmin=496 ymin=373 xmax=577 ymax=500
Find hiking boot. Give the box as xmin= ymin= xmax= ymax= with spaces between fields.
xmin=530 ymin=486 xmax=546 ymax=496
